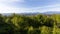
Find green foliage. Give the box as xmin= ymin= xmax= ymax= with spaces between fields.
xmin=0 ymin=14 xmax=60 ymax=34
xmin=28 ymin=29 xmax=40 ymax=34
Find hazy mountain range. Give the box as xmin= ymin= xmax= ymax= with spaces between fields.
xmin=1 ymin=11 xmax=60 ymax=16
xmin=42 ymin=11 xmax=60 ymax=14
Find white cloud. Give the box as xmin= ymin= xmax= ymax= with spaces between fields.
xmin=0 ymin=0 xmax=25 ymax=3
xmin=30 ymin=4 xmax=60 ymax=13
xmin=0 ymin=3 xmax=36 ymax=13
xmin=0 ymin=3 xmax=60 ymax=13
xmin=42 ymin=4 xmax=60 ymax=12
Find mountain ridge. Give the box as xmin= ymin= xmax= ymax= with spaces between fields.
xmin=1 ymin=11 xmax=60 ymax=16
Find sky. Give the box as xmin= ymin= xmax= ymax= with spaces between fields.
xmin=0 ymin=0 xmax=60 ymax=13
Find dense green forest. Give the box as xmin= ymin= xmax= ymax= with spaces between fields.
xmin=0 ymin=14 xmax=60 ymax=34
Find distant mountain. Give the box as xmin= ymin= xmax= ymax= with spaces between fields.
xmin=0 ymin=12 xmax=40 ymax=16
xmin=1 ymin=13 xmax=13 ymax=16
xmin=1 ymin=11 xmax=60 ymax=16
xmin=42 ymin=11 xmax=60 ymax=14
xmin=19 ymin=12 xmax=40 ymax=16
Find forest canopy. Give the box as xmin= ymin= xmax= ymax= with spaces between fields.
xmin=0 ymin=14 xmax=60 ymax=34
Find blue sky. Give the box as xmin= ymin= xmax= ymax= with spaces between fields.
xmin=0 ymin=0 xmax=60 ymax=13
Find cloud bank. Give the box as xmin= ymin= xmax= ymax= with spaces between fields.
xmin=0 ymin=0 xmax=25 ymax=2
xmin=0 ymin=0 xmax=60 ymax=13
